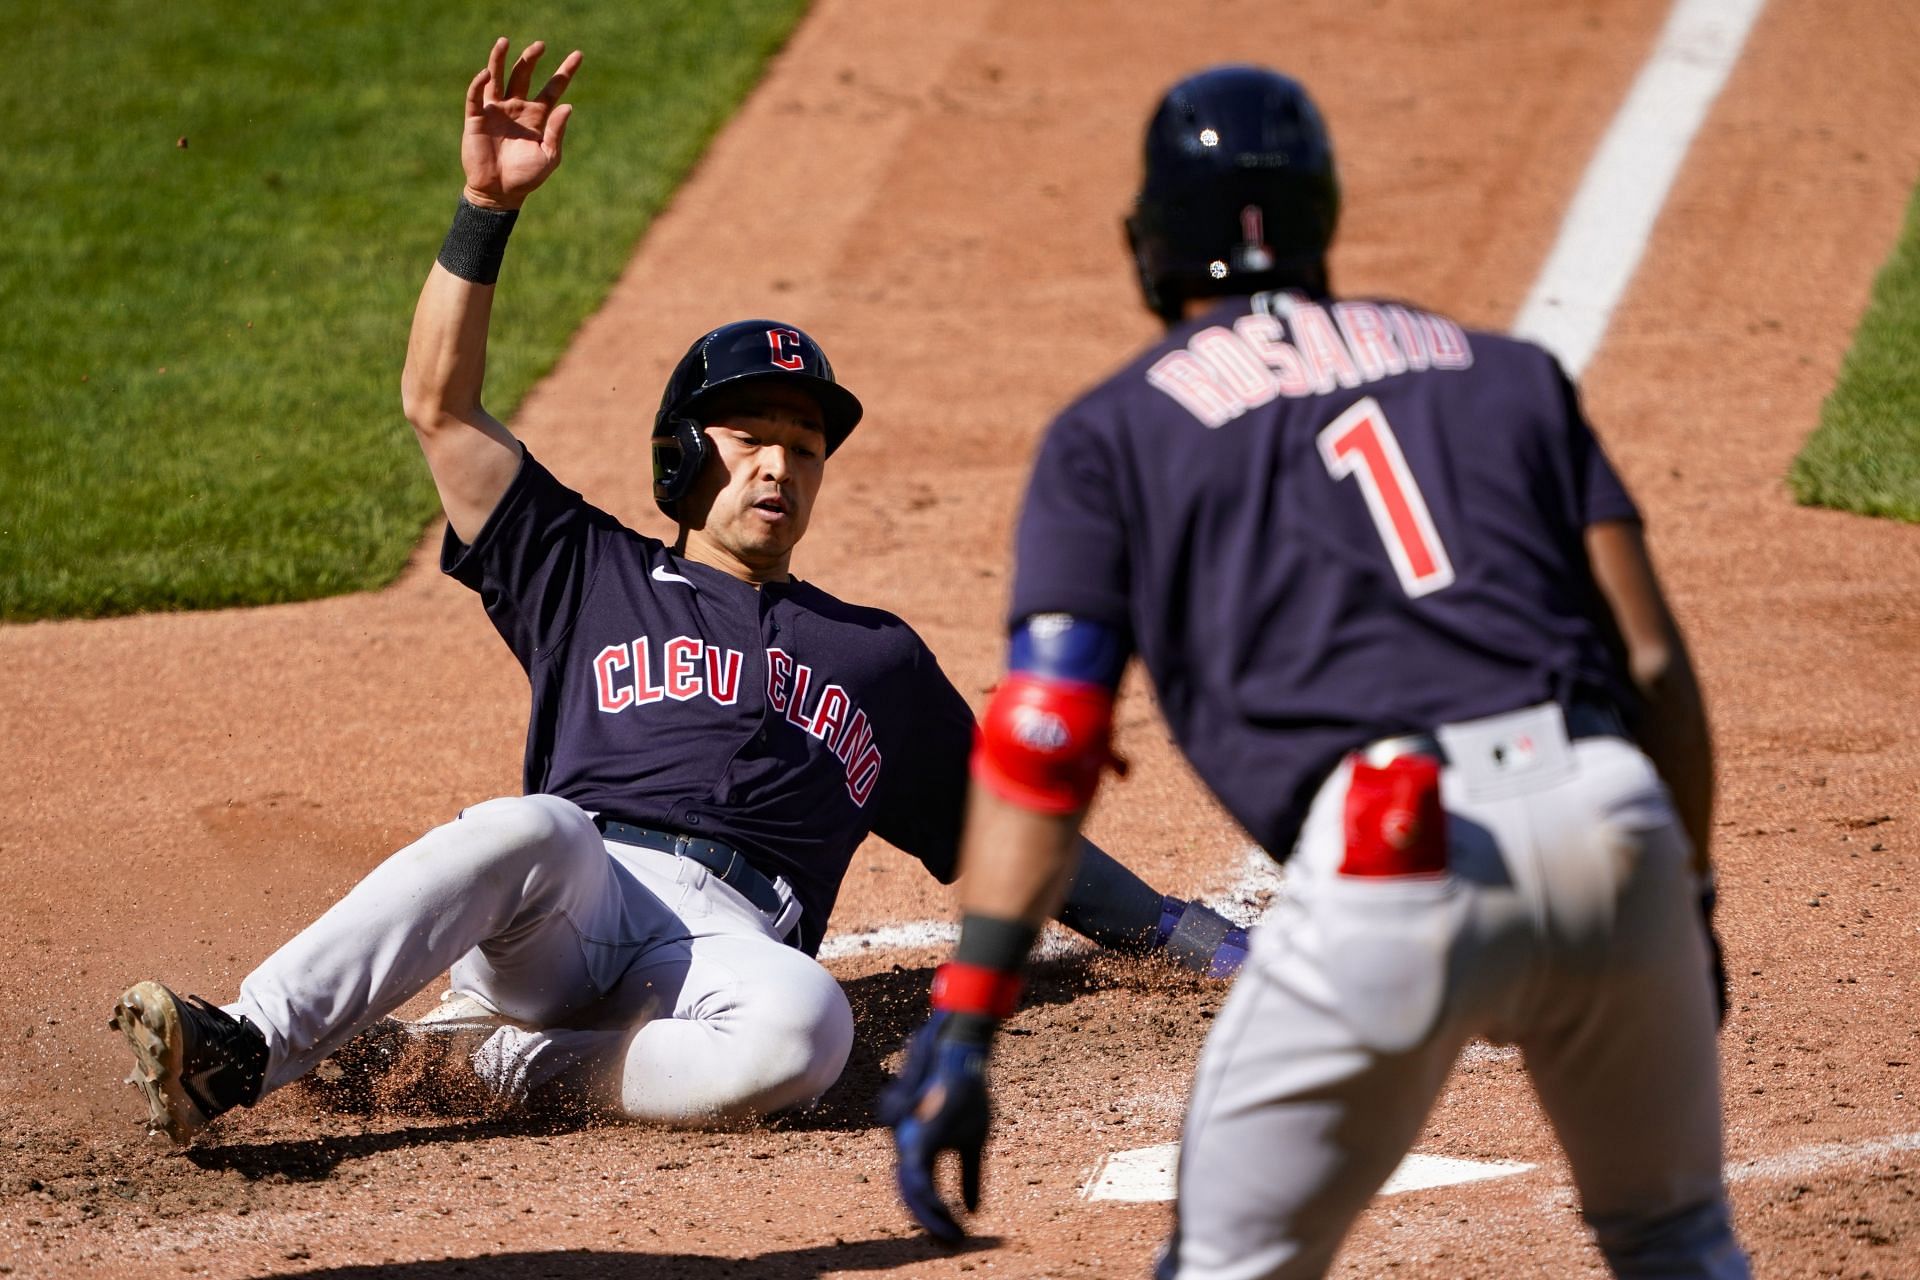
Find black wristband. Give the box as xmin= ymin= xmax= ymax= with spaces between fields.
xmin=437 ymin=198 xmax=520 ymax=285
xmin=953 ymin=913 xmax=1039 ymax=972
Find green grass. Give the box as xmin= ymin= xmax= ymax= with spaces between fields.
xmin=1790 ymin=179 xmax=1920 ymax=523
xmin=1 ymin=0 xmax=808 ymax=619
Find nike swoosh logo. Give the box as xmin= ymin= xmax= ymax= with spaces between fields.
xmin=651 ymin=565 xmax=694 ymax=586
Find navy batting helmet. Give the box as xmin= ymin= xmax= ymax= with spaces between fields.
xmin=651 ymin=319 xmax=864 ymax=518
xmin=1126 ymin=66 xmax=1341 ymax=323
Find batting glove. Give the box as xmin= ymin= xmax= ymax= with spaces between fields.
xmin=881 ymin=1011 xmax=992 ymax=1243
xmin=1156 ymin=896 xmax=1251 ymax=979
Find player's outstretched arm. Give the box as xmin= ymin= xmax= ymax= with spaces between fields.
xmin=887 ymin=613 xmax=1125 ymax=1242
xmin=882 ymin=789 xmax=1085 ymax=1242
xmin=401 ymin=38 xmax=581 ymax=544
xmin=1059 ymin=839 xmax=1248 ymax=978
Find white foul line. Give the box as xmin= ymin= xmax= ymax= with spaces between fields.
xmin=1511 ymin=0 xmax=1770 ymax=375
xmin=817 ymin=920 xmax=1096 ymax=962
xmin=1724 ymin=1131 xmax=1920 ymax=1184
xmin=817 ymin=920 xmax=957 ymax=960
xmin=818 ymin=844 xmax=1288 ymax=959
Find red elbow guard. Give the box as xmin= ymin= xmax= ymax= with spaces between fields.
xmin=972 ymin=672 xmax=1116 ymax=814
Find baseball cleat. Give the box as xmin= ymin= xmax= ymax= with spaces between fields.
xmin=110 ymin=980 xmax=268 ymax=1145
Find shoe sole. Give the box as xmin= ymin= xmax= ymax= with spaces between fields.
xmin=111 ymin=981 xmax=207 ymax=1146
xmin=411 ymin=989 xmax=521 ymax=1033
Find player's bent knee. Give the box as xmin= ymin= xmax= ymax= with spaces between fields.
xmin=433 ymin=794 xmax=599 ymax=878
xmin=736 ymin=968 xmax=855 ymax=1115
xmin=700 ymin=962 xmax=853 ymax=1122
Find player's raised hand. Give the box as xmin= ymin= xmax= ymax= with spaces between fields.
xmin=880 ymin=1013 xmax=992 ymax=1243
xmin=460 ymin=37 xmax=582 ymax=210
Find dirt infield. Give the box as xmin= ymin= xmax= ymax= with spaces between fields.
xmin=4 ymin=0 xmax=1917 ymax=1274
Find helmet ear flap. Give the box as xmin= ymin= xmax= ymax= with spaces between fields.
xmin=651 ymin=414 xmax=711 ymax=519
xmin=1125 ymin=212 xmax=1181 ymax=325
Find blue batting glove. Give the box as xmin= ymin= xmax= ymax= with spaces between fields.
xmin=881 ymin=1012 xmax=992 ymax=1243
xmin=1209 ymin=921 xmax=1250 ymax=979
xmin=1156 ymin=895 xmax=1251 ymax=979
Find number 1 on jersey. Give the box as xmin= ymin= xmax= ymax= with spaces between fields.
xmin=1317 ymin=397 xmax=1456 ymax=598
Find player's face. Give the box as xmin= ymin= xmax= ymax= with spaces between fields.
xmin=681 ymin=383 xmax=829 ymax=576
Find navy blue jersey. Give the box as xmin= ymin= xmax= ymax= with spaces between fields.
xmin=1010 ymin=292 xmax=1640 ymax=858
xmin=443 ymin=452 xmax=975 ymax=951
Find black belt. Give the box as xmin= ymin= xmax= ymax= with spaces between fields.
xmin=594 ymin=819 xmax=785 ymax=917
xmin=1359 ymin=699 xmax=1627 ymax=768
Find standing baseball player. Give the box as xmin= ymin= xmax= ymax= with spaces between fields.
xmin=886 ymin=65 xmax=1748 ymax=1278
xmin=109 ymin=39 xmax=1246 ymax=1145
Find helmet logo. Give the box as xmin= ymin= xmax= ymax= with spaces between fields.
xmin=767 ymin=327 xmax=806 ymax=371
xmin=1239 ymin=204 xmax=1274 ymax=272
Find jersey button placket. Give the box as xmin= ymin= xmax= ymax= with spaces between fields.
xmin=758 ymin=596 xmax=782 ymax=748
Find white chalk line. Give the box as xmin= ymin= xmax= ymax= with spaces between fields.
xmin=1512 ymin=0 xmax=1769 ymax=375
xmin=1085 ymin=1131 xmax=1920 ymax=1205
xmin=817 ymin=921 xmax=957 ymax=960
xmin=817 ymin=844 xmax=1283 ymax=960
xmin=1083 ymin=1145 xmax=1535 ymax=1203
xmin=1725 ymin=1131 xmax=1920 ymax=1184
xmin=816 ymin=920 xmax=1102 ymax=962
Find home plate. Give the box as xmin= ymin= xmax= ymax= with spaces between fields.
xmin=1082 ymin=1143 xmax=1534 ymax=1202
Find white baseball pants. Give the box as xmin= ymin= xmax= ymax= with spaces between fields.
xmin=1163 ymin=703 xmax=1747 ymax=1279
xmin=227 ymin=794 xmax=854 ymax=1125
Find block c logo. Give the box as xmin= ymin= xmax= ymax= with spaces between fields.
xmin=767 ymin=327 xmax=806 ymax=370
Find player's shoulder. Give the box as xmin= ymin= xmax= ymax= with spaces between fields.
xmin=1043 ymin=292 xmax=1576 ymax=448
xmin=786 ymin=580 xmax=924 ymax=646
xmin=520 ymin=449 xmax=669 ymax=549
xmin=1433 ymin=309 xmax=1567 ymax=378
xmin=785 ymin=582 xmax=951 ymax=687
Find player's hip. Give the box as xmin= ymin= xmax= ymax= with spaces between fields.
xmin=596 ymin=823 xmax=805 ymax=948
xmin=1289 ymin=698 xmax=1676 ymax=884
xmin=1266 ymin=701 xmax=1688 ymax=1039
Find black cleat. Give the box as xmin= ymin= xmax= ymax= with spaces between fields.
xmin=110 ymin=981 xmax=268 ymax=1145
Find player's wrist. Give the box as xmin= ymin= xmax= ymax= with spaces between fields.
xmin=460 ymin=185 xmax=526 ymax=212
xmin=932 ymin=1010 xmax=1001 ymax=1049
xmin=929 ymin=913 xmax=1038 ymax=1042
xmin=952 ymin=912 xmax=1038 ymax=972
xmin=438 ymin=197 xmax=520 ymax=285
xmin=1152 ymin=895 xmax=1250 ymax=979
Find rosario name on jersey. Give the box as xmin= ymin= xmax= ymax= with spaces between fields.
xmin=443 ymin=453 xmax=976 ymax=950
xmin=1010 ymin=292 xmax=1643 ymax=861
xmin=1144 ymin=293 xmax=1474 ymax=428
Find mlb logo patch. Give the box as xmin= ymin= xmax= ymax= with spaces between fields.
xmin=1492 ymin=734 xmax=1536 ymax=769
xmin=1012 ymin=705 xmax=1072 ymax=754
